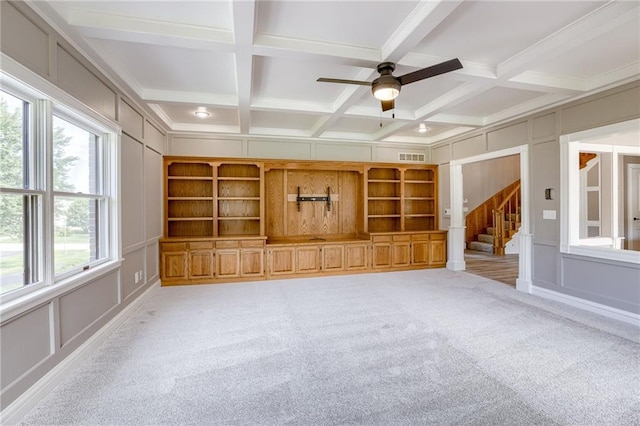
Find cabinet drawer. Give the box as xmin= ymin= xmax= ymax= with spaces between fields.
xmin=430 ymin=233 xmax=447 ymax=241
xmin=372 ymin=235 xmax=392 ymax=242
xmin=241 ymin=240 xmax=264 ymax=248
xmin=216 ymin=240 xmax=239 ymax=249
xmin=189 ymin=241 xmax=213 ymax=250
xmin=161 ymin=242 xmax=187 ymax=251
xmin=411 ymin=234 xmax=430 ymax=241
xmin=392 ymin=235 xmax=411 ymax=242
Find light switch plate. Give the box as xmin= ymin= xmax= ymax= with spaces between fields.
xmin=543 ymin=210 xmax=556 ymax=220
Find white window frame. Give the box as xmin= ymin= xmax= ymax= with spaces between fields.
xmin=560 ymin=119 xmax=640 ymax=264
xmin=0 ymin=55 xmax=121 ymax=315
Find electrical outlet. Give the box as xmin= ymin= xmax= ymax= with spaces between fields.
xmin=139 ymin=270 xmax=143 ymax=282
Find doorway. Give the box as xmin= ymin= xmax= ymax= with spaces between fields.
xmin=462 ymin=154 xmax=521 ymax=286
xmin=448 ymin=145 xmax=532 ymax=293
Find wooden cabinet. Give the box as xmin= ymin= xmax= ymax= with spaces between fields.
xmin=345 ymin=243 xmax=369 ymax=271
xmin=161 ymin=157 xmax=445 ymax=286
xmin=188 ymin=241 xmax=215 ymax=279
xmin=322 ymin=244 xmax=345 ymax=272
xmin=392 ymin=235 xmax=412 ymax=267
xmin=371 ymin=232 xmax=447 ymax=270
xmin=161 ymin=242 xmax=188 ymax=281
xmin=429 ymin=233 xmax=447 ymax=266
xmin=268 ymin=246 xmax=296 ymax=276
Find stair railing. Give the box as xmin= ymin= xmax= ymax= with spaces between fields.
xmin=465 ymin=179 xmax=521 ymax=247
xmin=492 ymin=181 xmax=521 ymax=255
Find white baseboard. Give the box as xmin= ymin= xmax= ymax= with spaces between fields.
xmin=531 ymin=285 xmax=640 ymax=326
xmin=0 ymin=280 xmax=160 ymax=426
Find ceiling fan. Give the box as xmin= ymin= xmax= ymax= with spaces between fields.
xmin=317 ymin=58 xmax=463 ymax=112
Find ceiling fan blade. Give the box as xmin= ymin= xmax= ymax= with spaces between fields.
xmin=397 ymin=58 xmax=463 ymax=86
xmin=317 ymin=77 xmax=371 ymax=86
xmin=381 ymin=99 xmax=394 ymax=112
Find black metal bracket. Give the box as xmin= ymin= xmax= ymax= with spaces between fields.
xmin=297 ymin=187 xmax=331 ymax=212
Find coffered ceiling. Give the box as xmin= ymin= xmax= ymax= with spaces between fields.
xmin=29 ymin=0 xmax=640 ymax=145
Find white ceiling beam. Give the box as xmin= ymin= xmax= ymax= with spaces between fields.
xmin=142 ymin=89 xmax=237 ymax=107
xmin=426 ymin=113 xmax=485 ymax=127
xmin=381 ymin=0 xmax=463 ymax=63
xmin=251 ymin=98 xmax=332 ymax=114
xmin=253 ymin=34 xmax=381 ymax=66
xmin=498 ymin=1 xmax=639 ymax=80
xmin=232 ymin=0 xmax=256 ymax=135
xmin=587 ymin=61 xmax=640 ymax=91
xmin=505 ymin=71 xmax=587 ymax=93
xmin=400 ymin=53 xmax=496 ymax=82
xmin=67 ymin=8 xmax=234 ymax=50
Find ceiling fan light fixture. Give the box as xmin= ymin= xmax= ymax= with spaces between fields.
xmin=372 ymin=75 xmax=401 ymax=101
xmin=373 ymin=86 xmax=400 ymax=101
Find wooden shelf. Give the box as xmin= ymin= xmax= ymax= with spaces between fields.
xmin=168 ymin=217 xmax=214 ymax=221
xmin=168 ymin=176 xmax=213 ymax=181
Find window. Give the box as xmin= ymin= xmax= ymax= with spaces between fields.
xmin=560 ymin=118 xmax=640 ymax=264
xmin=0 ymin=89 xmax=41 ymax=295
xmin=0 ymin=73 xmax=119 ymax=301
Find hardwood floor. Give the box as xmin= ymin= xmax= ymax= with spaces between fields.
xmin=464 ymin=250 xmax=519 ymax=287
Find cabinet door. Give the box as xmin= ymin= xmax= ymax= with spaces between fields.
xmin=268 ymin=247 xmax=296 ymax=276
xmin=216 ymin=249 xmax=240 ymax=278
xmin=392 ymin=242 xmax=411 ymax=267
xmin=189 ymin=250 xmax=215 ymax=279
xmin=296 ymin=246 xmax=321 ymax=274
xmin=372 ymin=243 xmax=392 ymax=269
xmin=161 ymin=251 xmax=188 ymax=280
xmin=411 ymin=240 xmax=430 ymax=266
xmin=322 ymin=244 xmax=344 ymax=272
xmin=345 ymin=243 xmax=369 ymax=271
xmin=241 ymin=248 xmax=264 ymax=277
xmin=429 ymin=239 xmax=446 ymax=266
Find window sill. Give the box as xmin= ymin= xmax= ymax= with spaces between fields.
xmin=563 ymin=246 xmax=640 ymax=265
xmin=0 ymin=259 xmax=122 ymax=323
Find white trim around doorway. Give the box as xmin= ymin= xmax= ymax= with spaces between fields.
xmin=448 ymin=145 xmax=532 ymax=293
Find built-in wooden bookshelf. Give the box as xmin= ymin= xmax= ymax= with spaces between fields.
xmin=217 ymin=163 xmax=262 ymax=237
xmin=161 ymin=157 xmax=444 ymax=285
xmin=365 ymin=166 xmax=437 ymax=233
xmin=166 ymin=161 xmax=214 ymax=237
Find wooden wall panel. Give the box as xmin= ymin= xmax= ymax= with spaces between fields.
xmin=487 ymin=121 xmax=528 ymax=152
xmin=286 ymin=170 xmax=340 ymax=236
xmin=452 ymin=135 xmax=485 ymax=159
xmin=265 ymin=169 xmax=285 ymax=237
xmin=119 ymin=99 xmax=144 ymax=140
xmin=0 ymin=1 xmax=49 ymax=77
xmin=533 ymin=113 xmax=556 ymax=140
xmin=144 ymin=119 xmax=166 ymax=154
xmin=0 ymin=304 xmax=51 ymax=389
xmin=561 ymin=85 xmax=640 ymax=134
xmin=56 ymin=45 xmax=117 ymax=120
xmin=338 ymin=171 xmax=359 ymax=234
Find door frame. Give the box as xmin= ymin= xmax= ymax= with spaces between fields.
xmin=627 ymin=163 xmax=640 ymax=251
xmin=447 ymin=145 xmax=532 ymax=293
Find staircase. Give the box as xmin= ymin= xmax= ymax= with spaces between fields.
xmin=466 ymin=180 xmax=521 ymax=255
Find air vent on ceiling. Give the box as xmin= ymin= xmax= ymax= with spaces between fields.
xmin=398 ymin=152 xmax=426 ymax=162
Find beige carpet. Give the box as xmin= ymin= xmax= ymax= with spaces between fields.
xmin=21 ymin=269 xmax=640 ymax=425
